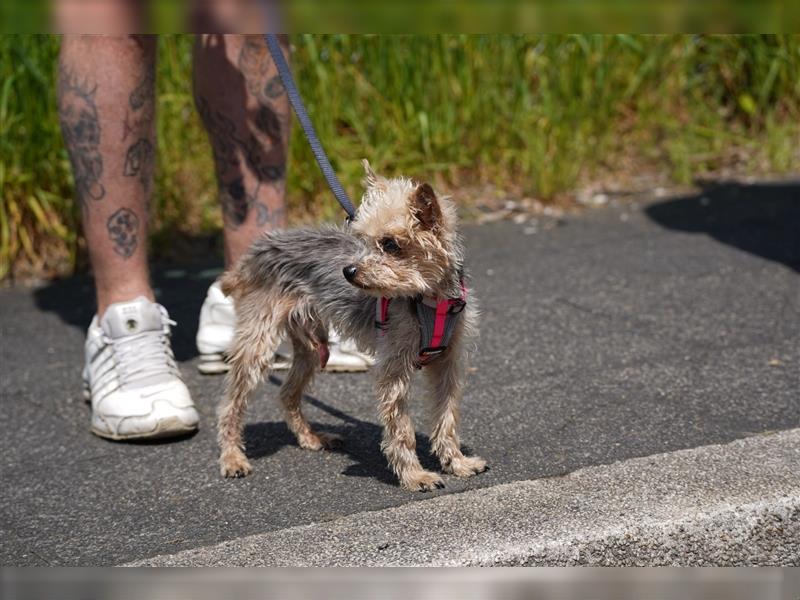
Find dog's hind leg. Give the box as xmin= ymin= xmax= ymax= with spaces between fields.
xmin=280 ymin=326 xmax=340 ymax=451
xmin=217 ymin=293 xmax=292 ymax=478
xmin=425 ymin=339 xmax=488 ymax=478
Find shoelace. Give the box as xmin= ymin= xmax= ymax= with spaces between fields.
xmin=102 ymin=312 xmax=181 ymax=388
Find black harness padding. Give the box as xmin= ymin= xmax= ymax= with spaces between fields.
xmin=376 ymin=278 xmax=467 ymax=368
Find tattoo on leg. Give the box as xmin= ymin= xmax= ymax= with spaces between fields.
xmin=237 ymin=41 xmax=289 ymax=186
xmin=197 ymin=96 xmax=250 ymax=230
xmin=197 ymin=94 xmax=285 ymax=230
xmin=196 ymin=96 xmax=239 ymax=173
xmin=241 ymin=135 xmax=285 ymax=182
xmin=220 ymin=178 xmax=253 ymax=229
xmin=219 ymin=178 xmax=284 ymax=231
xmin=198 ymin=95 xmax=285 ymax=185
xmin=196 ymin=38 xmax=289 ymax=230
xmin=267 ymin=203 xmax=286 ymax=228
xmin=263 ymin=75 xmax=285 ymax=99
xmin=255 ymin=105 xmax=282 ymax=141
xmin=57 ymin=64 xmax=105 ymax=207
xmin=255 ymin=202 xmax=270 ymax=227
xmin=122 ymin=58 xmax=156 ymax=190
xmin=123 ymin=138 xmax=154 ymax=180
xmin=238 ymin=37 xmax=271 ymax=98
xmin=129 ymin=68 xmax=155 ymax=110
xmin=107 ymin=208 xmax=140 ymax=258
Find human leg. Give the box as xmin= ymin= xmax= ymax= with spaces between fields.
xmin=59 ymin=34 xmax=157 ymax=317
xmin=59 ymin=34 xmax=198 ymax=440
xmin=193 ymin=34 xmax=290 ymax=267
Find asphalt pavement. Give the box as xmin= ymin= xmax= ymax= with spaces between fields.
xmin=1 ymin=181 xmax=798 ymax=566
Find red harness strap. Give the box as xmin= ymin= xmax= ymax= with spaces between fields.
xmin=377 ymin=297 xmax=391 ymax=336
xmin=375 ymin=280 xmax=467 ymax=368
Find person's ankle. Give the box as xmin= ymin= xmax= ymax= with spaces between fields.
xmin=96 ymin=288 xmax=156 ymax=319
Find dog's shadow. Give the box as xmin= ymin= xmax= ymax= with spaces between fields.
xmin=243 ymin=375 xmax=447 ymax=487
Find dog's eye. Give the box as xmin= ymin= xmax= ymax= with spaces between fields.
xmin=379 ymin=237 xmax=401 ymax=254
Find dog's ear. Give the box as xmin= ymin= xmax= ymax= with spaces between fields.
xmin=411 ymin=182 xmax=442 ymax=231
xmin=362 ymin=159 xmax=381 ymax=189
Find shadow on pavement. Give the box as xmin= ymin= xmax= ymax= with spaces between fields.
xmin=32 ymin=261 xmax=224 ymax=362
xmin=645 ymin=180 xmax=800 ymax=272
xmin=243 ymin=376 xmax=442 ymax=487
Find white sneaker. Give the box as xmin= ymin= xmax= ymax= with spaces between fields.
xmin=83 ymin=296 xmax=199 ymax=440
xmin=324 ymin=329 xmax=375 ymax=372
xmin=196 ymin=280 xmax=373 ymax=373
xmin=196 ymin=280 xmax=241 ymax=374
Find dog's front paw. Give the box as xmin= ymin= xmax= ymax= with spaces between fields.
xmin=446 ymin=455 xmax=488 ymax=478
xmin=220 ymin=450 xmax=252 ymax=478
xmin=297 ymin=431 xmax=342 ymax=451
xmin=402 ymin=469 xmax=445 ymax=492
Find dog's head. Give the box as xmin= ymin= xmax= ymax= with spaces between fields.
xmin=343 ymin=160 xmax=462 ymax=298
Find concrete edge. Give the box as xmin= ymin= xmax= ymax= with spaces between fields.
xmin=125 ymin=429 xmax=800 ymax=566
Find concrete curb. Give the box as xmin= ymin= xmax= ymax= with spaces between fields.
xmin=126 ymin=430 xmax=800 ymax=566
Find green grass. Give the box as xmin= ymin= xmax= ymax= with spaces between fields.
xmin=2 ymin=34 xmax=799 ymax=279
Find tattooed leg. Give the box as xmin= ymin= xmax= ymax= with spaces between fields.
xmin=193 ymin=34 xmax=290 ymax=267
xmin=58 ymin=35 xmax=157 ymax=317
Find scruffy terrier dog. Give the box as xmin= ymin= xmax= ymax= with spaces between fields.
xmin=217 ymin=161 xmax=487 ymax=491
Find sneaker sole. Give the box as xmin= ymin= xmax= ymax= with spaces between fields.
xmin=197 ymin=353 xmax=293 ymax=375
xmin=197 ymin=359 xmax=369 ymax=374
xmin=84 ymin=382 xmax=198 ymax=441
xmin=321 ymin=363 xmax=371 ymax=373
xmin=197 ymin=355 xmax=230 ymax=375
xmin=90 ymin=417 xmax=197 ymax=441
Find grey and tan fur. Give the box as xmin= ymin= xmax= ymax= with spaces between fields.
xmin=217 ymin=161 xmax=487 ymax=491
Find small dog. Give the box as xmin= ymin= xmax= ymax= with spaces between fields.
xmin=217 ymin=161 xmax=487 ymax=491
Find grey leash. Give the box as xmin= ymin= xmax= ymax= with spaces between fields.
xmin=263 ymin=34 xmax=357 ymax=222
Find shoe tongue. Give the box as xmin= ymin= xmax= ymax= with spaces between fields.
xmin=101 ymin=297 xmax=164 ymax=339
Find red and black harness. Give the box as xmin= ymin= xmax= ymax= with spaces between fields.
xmin=375 ymin=278 xmax=468 ymax=368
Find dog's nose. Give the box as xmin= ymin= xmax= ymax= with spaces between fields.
xmin=343 ymin=265 xmax=358 ymax=282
